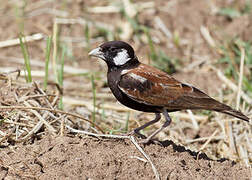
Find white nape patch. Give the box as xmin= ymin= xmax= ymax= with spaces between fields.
xmin=129 ymin=73 xmax=147 ymax=83
xmin=113 ymin=49 xmax=131 ymax=66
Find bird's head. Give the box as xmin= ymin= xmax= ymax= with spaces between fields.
xmin=88 ymin=41 xmax=139 ymax=68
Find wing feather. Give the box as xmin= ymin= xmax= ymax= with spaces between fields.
xmin=118 ymin=64 xmax=214 ymax=109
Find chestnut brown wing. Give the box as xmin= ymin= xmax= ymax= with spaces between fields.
xmin=118 ymin=64 xmax=221 ymax=110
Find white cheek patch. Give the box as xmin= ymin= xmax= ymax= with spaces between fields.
xmin=113 ymin=49 xmax=131 ymax=66
xmin=129 ymin=73 xmax=147 ymax=83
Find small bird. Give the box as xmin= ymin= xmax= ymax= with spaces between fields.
xmin=89 ymin=41 xmax=250 ymax=143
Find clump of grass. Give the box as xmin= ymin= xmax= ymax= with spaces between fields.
xmin=19 ymin=34 xmax=32 ymax=83
xmin=218 ymin=0 xmax=251 ymax=19
xmin=218 ymin=8 xmax=241 ymax=19
xmin=243 ymin=1 xmax=251 ymax=14
xmin=121 ymin=8 xmax=179 ymax=74
xmin=145 ymin=28 xmax=178 ymax=74
xmin=218 ymin=39 xmax=252 ymax=95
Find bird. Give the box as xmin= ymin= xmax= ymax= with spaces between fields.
xmin=88 ymin=41 xmax=250 ymax=143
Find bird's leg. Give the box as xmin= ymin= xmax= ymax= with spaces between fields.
xmin=141 ymin=109 xmax=172 ymax=144
xmin=128 ymin=113 xmax=161 ymax=139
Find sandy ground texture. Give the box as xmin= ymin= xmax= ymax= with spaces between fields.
xmin=0 ymin=135 xmax=251 ymax=180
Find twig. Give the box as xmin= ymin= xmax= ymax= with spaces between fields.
xmin=232 ymin=47 xmax=246 ymax=161
xmin=25 ymin=0 xmax=52 ymax=10
xmin=199 ymin=130 xmax=218 ymax=151
xmin=186 ymin=110 xmax=199 ymax=130
xmin=0 ymin=128 xmax=15 ymax=144
xmin=63 ymin=96 xmax=130 ymax=112
xmin=18 ymin=94 xmax=55 ymax=102
xmin=182 ymin=58 xmax=207 ymax=72
xmin=3 ymin=120 xmax=34 ymax=127
xmin=0 ymin=56 xmax=90 ymax=74
xmin=87 ymin=1 xmax=154 ymax=14
xmin=0 ymin=69 xmax=45 ymax=77
xmin=54 ymin=17 xmax=114 ymax=31
xmin=88 ymin=6 xmax=120 ymax=13
xmin=174 ymin=112 xmax=208 ymax=122
xmin=66 ymin=126 xmax=160 ymax=180
xmin=227 ymin=120 xmax=237 ymax=158
xmin=210 ymin=66 xmax=252 ymax=104
xmin=130 ymin=136 xmax=160 ymax=180
xmin=236 ymin=47 xmax=245 ymax=110
xmin=0 ymin=106 xmax=104 ymax=133
xmin=238 ymin=145 xmax=249 ymax=167
xmin=60 ymin=115 xmax=65 ymax=136
xmin=23 ymin=101 xmax=57 ymax=135
xmin=0 ymin=34 xmax=44 ymax=48
xmin=33 ymin=82 xmax=54 ymax=109
xmin=185 ymin=135 xmax=224 ymax=143
xmin=68 ymin=92 xmax=113 ymax=99
xmin=154 ymin=16 xmax=172 ymax=39
xmin=66 ymin=125 xmax=128 ymax=139
xmin=129 ymin=156 xmax=148 ymax=163
xmin=21 ymin=121 xmax=44 ymax=141
xmin=136 ymin=2 xmax=155 ymax=11
xmin=122 ymin=0 xmax=137 ymax=18
xmin=0 ymin=130 xmax=6 ymax=136
xmin=200 ymin=26 xmax=216 ymax=48
xmin=27 ymin=8 xmax=68 ymax=18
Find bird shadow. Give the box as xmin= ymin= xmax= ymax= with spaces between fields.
xmin=148 ymin=139 xmax=236 ymax=164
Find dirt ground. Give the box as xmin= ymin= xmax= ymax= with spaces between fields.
xmin=0 ymin=135 xmax=251 ymax=179
xmin=0 ymin=0 xmax=252 ymax=179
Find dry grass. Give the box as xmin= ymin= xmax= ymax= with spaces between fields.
xmin=0 ymin=0 xmax=251 ymax=167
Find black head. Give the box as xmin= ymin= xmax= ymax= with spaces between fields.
xmin=89 ymin=41 xmax=139 ymax=68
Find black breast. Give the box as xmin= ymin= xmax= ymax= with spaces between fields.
xmin=107 ymin=69 xmax=162 ymax=113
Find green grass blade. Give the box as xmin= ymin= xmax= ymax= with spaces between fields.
xmin=19 ymin=34 xmax=32 ymax=83
xmin=57 ymin=45 xmax=66 ymax=110
xmin=44 ymin=36 xmax=52 ymax=90
xmin=58 ymin=45 xmax=66 ymax=87
xmin=84 ymin=24 xmax=90 ymax=49
xmin=91 ymin=74 xmax=96 ymax=126
xmin=124 ymin=112 xmax=130 ymax=132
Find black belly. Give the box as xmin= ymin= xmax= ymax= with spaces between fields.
xmin=107 ymin=71 xmax=162 ymax=113
xmin=112 ymin=86 xmax=162 ymax=113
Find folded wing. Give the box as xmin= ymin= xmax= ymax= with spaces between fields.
xmin=119 ymin=64 xmax=225 ymax=110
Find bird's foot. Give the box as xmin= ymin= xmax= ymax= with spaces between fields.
xmin=126 ymin=130 xmax=147 ymax=139
xmin=138 ymin=137 xmax=162 ymax=145
xmin=125 ymin=131 xmax=161 ymax=145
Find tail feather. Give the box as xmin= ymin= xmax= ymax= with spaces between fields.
xmin=175 ymin=87 xmax=250 ymax=122
xmin=190 ymin=93 xmax=250 ymax=122
xmin=220 ymin=108 xmax=249 ymax=122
